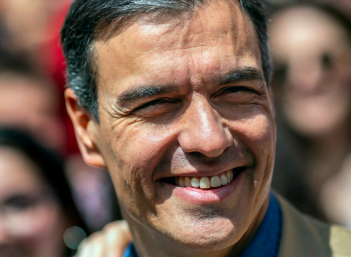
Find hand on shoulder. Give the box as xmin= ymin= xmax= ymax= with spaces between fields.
xmin=75 ymin=220 xmax=132 ymax=257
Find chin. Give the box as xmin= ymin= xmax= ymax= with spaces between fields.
xmin=159 ymin=215 xmax=241 ymax=252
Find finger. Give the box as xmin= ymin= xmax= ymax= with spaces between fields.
xmin=104 ymin=220 xmax=132 ymax=257
xmin=90 ymin=235 xmax=105 ymax=257
xmin=75 ymin=239 xmax=93 ymax=257
xmin=75 ymin=239 xmax=88 ymax=257
xmin=75 ymin=233 xmax=104 ymax=257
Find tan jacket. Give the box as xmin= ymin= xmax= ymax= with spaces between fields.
xmin=276 ymin=194 xmax=351 ymax=257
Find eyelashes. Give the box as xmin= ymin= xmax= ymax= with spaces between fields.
xmin=213 ymin=85 xmax=261 ymax=99
xmin=134 ymin=98 xmax=171 ymax=112
xmin=2 ymin=195 xmax=40 ymax=212
xmin=220 ymin=86 xmax=256 ymax=95
xmin=131 ymin=98 xmax=181 ymax=117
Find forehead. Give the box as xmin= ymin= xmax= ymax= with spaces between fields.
xmin=94 ymin=0 xmax=261 ymax=92
xmin=0 ymin=148 xmax=46 ymax=196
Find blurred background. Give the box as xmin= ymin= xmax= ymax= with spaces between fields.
xmin=267 ymin=0 xmax=351 ymax=228
xmin=0 ymin=0 xmax=350 ymax=255
xmin=0 ymin=0 xmax=121 ymax=256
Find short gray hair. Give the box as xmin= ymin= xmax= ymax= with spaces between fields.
xmin=61 ymin=0 xmax=272 ymax=121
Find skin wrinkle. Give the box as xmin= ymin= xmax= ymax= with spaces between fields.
xmin=110 ymin=66 xmax=265 ymax=120
xmin=109 ymin=68 xmax=265 ymax=125
xmin=117 ymin=85 xmax=179 ymax=107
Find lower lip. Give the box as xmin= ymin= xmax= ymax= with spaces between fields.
xmin=164 ymin=170 xmax=245 ymax=203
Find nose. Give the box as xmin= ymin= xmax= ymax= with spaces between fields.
xmin=288 ymin=64 xmax=322 ymax=94
xmin=177 ymin=97 xmax=233 ymax=157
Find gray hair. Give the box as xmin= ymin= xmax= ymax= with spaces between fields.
xmin=61 ymin=0 xmax=272 ymax=121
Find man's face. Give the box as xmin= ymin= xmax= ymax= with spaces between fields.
xmin=89 ymin=0 xmax=275 ymax=252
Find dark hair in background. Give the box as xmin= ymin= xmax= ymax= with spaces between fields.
xmin=0 ymin=49 xmax=52 ymax=86
xmin=0 ymin=127 xmax=87 ymax=233
xmin=61 ymin=0 xmax=272 ymax=121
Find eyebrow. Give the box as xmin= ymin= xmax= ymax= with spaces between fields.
xmin=117 ymin=85 xmax=178 ymax=106
xmin=117 ymin=67 xmax=264 ymax=106
xmin=218 ymin=67 xmax=264 ymax=85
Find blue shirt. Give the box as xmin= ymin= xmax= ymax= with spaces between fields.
xmin=123 ymin=193 xmax=282 ymax=257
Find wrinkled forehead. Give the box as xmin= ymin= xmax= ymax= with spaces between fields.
xmin=94 ymin=0 xmax=256 ymax=43
xmin=126 ymin=0 xmax=256 ymax=51
xmin=93 ymin=0 xmax=261 ymax=83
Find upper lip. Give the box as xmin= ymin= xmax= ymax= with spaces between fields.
xmin=153 ymin=164 xmax=249 ymax=181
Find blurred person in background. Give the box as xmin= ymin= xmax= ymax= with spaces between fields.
xmin=0 ymin=0 xmax=71 ymax=54
xmin=0 ymin=0 xmax=76 ymax=154
xmin=269 ymin=2 xmax=351 ymax=227
xmin=0 ymin=51 xmax=122 ymax=231
xmin=0 ymin=52 xmax=66 ymax=153
xmin=0 ymin=0 xmax=122 ymax=233
xmin=0 ymin=127 xmax=87 ymax=257
xmin=266 ymin=0 xmax=351 ymax=14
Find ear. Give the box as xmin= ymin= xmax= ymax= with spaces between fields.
xmin=65 ymin=88 xmax=106 ymax=169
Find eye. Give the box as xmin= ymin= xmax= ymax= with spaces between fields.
xmin=321 ymin=52 xmax=333 ymax=69
xmin=215 ymin=86 xmax=257 ymax=97
xmin=221 ymin=86 xmax=255 ymax=94
xmin=132 ymin=98 xmax=180 ymax=116
xmin=2 ymin=195 xmax=39 ymax=212
xmin=274 ymin=63 xmax=288 ymax=84
xmin=134 ymin=98 xmax=170 ymax=111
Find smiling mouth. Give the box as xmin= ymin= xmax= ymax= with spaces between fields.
xmin=160 ymin=167 xmax=247 ymax=190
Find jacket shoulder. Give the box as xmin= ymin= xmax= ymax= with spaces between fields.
xmin=330 ymin=225 xmax=351 ymax=257
xmin=275 ymin=193 xmax=331 ymax=257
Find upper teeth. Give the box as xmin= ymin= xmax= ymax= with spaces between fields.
xmin=176 ymin=170 xmax=234 ymax=189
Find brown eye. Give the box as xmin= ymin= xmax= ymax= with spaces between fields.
xmin=321 ymin=52 xmax=333 ymax=69
xmin=218 ymin=86 xmax=256 ymax=96
xmin=273 ymin=63 xmax=288 ymax=84
xmin=132 ymin=98 xmax=181 ymax=118
xmin=2 ymin=195 xmax=39 ymax=212
xmin=134 ymin=98 xmax=170 ymax=112
xmin=216 ymin=86 xmax=256 ymax=96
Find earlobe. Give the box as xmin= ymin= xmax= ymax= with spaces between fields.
xmin=65 ymin=88 xmax=107 ymax=169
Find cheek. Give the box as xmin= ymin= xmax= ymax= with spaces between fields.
xmin=10 ymin=206 xmax=58 ymax=236
xmin=231 ymin=108 xmax=275 ymax=215
xmin=106 ymin=123 xmax=176 ymax=214
xmin=10 ymin=204 xmax=66 ymax=256
xmin=234 ymin=105 xmax=275 ymax=148
xmin=231 ymin=107 xmax=276 ymax=178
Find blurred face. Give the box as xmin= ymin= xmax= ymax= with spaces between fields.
xmin=270 ymin=6 xmax=351 ymax=136
xmin=0 ymin=74 xmax=65 ymax=152
xmin=0 ymin=0 xmax=69 ymax=50
xmin=0 ymin=148 xmax=67 ymax=257
xmin=83 ymin=0 xmax=275 ymax=254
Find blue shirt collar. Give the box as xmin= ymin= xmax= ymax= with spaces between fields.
xmin=123 ymin=192 xmax=282 ymax=257
xmin=238 ymin=193 xmax=282 ymax=257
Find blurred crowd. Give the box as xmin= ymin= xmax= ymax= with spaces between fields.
xmin=267 ymin=0 xmax=351 ymax=227
xmin=0 ymin=0 xmax=350 ymax=256
xmin=0 ymin=0 xmax=121 ymax=256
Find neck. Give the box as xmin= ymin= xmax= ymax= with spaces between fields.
xmin=122 ymin=196 xmax=270 ymax=257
